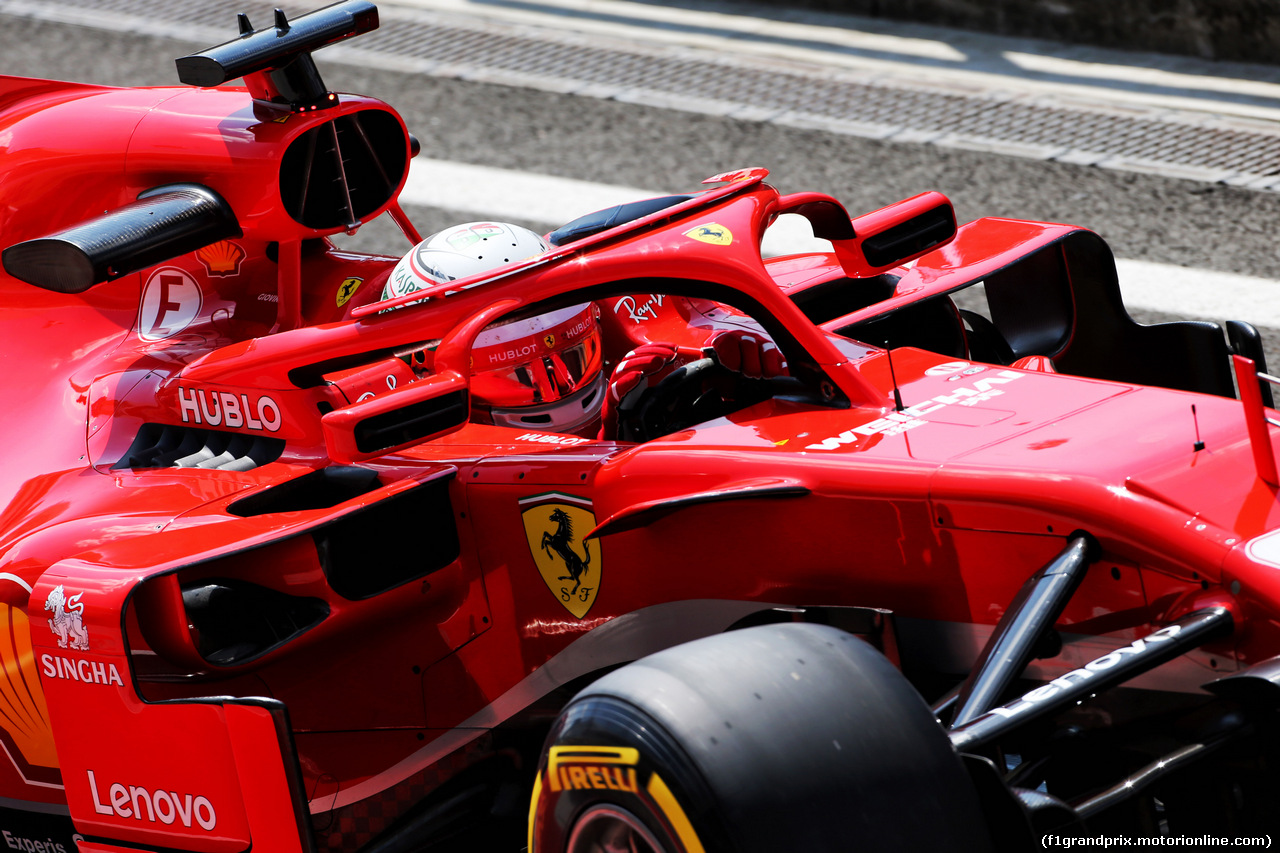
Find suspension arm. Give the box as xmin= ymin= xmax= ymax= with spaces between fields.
xmin=949 ymin=607 xmax=1234 ymax=754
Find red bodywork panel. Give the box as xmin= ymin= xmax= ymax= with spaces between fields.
xmin=1 ymin=22 xmax=1278 ymax=852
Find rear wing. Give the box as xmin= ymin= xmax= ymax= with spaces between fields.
xmin=816 ymin=219 xmax=1268 ymax=401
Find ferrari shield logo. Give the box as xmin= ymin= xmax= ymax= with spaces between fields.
xmin=520 ymin=492 xmax=600 ymax=618
xmin=336 ymin=276 xmax=363 ymax=307
xmin=685 ymin=223 xmax=732 ymax=246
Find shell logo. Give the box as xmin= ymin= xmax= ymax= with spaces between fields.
xmin=0 ymin=603 xmax=60 ymax=785
xmin=195 ymin=240 xmax=246 ymax=277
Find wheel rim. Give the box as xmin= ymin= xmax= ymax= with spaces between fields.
xmin=566 ymin=804 xmax=672 ymax=853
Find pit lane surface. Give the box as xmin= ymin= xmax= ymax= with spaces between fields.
xmin=4 ymin=1 xmax=1280 ymax=363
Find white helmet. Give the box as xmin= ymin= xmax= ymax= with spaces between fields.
xmin=382 ymin=221 xmax=549 ymax=301
xmin=382 ymin=222 xmax=605 ymax=437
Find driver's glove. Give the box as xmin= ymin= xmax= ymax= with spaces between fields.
xmin=705 ymin=330 xmax=787 ymax=379
xmin=598 ymin=342 xmax=680 ymax=440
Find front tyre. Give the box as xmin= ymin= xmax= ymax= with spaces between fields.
xmin=529 ymin=623 xmax=992 ymax=853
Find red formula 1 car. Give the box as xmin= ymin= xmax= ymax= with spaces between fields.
xmin=4 ymin=3 xmax=1280 ymax=851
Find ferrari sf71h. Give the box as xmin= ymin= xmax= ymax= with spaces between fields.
xmin=1 ymin=3 xmax=1278 ymax=851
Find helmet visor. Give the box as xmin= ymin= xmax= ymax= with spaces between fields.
xmin=470 ymin=304 xmax=602 ymax=408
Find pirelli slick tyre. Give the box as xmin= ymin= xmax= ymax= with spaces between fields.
xmin=528 ymin=623 xmax=992 ymax=853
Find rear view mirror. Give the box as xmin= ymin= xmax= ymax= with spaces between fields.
xmin=776 ymin=191 xmax=956 ymax=278
xmin=851 ymin=192 xmax=956 ymax=273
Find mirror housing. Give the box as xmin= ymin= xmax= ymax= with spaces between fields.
xmin=846 ymin=192 xmax=956 ymax=276
xmin=777 ymin=191 xmax=956 ymax=278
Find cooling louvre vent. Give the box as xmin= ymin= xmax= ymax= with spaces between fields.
xmin=279 ymin=109 xmax=409 ymax=230
xmin=113 ymin=424 xmax=285 ymax=471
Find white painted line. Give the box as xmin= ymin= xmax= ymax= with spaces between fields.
xmin=1004 ymin=51 xmax=1280 ymax=103
xmin=0 ymin=573 xmax=32 ymax=594
xmin=384 ymin=0 xmax=968 ymax=61
xmin=400 ymin=159 xmax=1280 ymax=327
xmin=401 ymin=158 xmax=650 ymax=225
xmin=400 ymin=158 xmax=822 ymax=257
xmin=1113 ymin=260 xmax=1280 ymax=328
xmin=382 ymin=0 xmax=1280 ymax=123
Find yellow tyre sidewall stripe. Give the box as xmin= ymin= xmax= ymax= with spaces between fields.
xmin=646 ymin=772 xmax=706 ymax=853
xmin=528 ymin=759 xmax=707 ymax=853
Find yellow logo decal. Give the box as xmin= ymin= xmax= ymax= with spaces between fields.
xmin=685 ymin=223 xmax=732 ymax=246
xmin=543 ymin=333 xmax=556 ymax=349
xmin=520 ymin=493 xmax=600 ymax=618
xmin=546 ymin=746 xmax=639 ymax=793
xmin=195 ymin=240 xmax=246 ymax=276
xmin=336 ymin=277 xmax=363 ymax=308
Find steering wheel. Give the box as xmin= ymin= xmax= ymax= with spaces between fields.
xmin=613 ymin=357 xmax=774 ymax=443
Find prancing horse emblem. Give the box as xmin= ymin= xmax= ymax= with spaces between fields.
xmin=684 ymin=222 xmax=733 ymax=246
xmin=521 ymin=493 xmax=601 ymax=619
xmin=543 ymin=508 xmax=592 ymax=596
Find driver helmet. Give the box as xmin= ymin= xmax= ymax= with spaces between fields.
xmin=382 ymin=222 xmax=604 ymax=436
